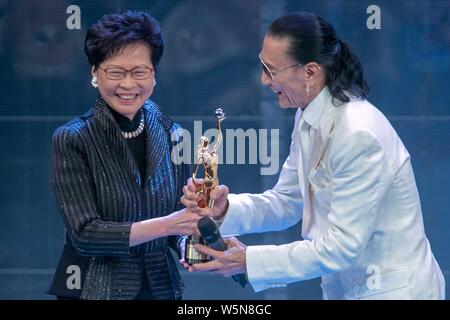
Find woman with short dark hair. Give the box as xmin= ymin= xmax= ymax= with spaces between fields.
xmin=48 ymin=11 xmax=200 ymax=300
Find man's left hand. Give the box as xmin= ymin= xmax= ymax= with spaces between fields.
xmin=180 ymin=237 xmax=247 ymax=277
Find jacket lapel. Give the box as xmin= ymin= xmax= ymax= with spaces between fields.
xmin=88 ymin=97 xmax=142 ymax=186
xmin=142 ymin=101 xmax=170 ymax=184
xmin=302 ymin=103 xmax=343 ymax=237
xmin=308 ymin=106 xmax=340 ymax=173
xmin=293 ymin=110 xmax=306 ymax=198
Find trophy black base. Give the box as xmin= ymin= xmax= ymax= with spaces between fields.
xmin=184 ymin=235 xmax=211 ymax=264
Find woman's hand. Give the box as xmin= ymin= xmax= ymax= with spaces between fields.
xmin=130 ymin=209 xmax=201 ymax=247
xmin=163 ymin=208 xmax=203 ymax=236
xmin=180 ymin=178 xmax=229 ymax=220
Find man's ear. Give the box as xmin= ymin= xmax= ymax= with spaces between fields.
xmin=304 ymin=62 xmax=321 ymax=81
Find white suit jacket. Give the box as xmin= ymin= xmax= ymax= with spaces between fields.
xmin=220 ymin=87 xmax=445 ymax=299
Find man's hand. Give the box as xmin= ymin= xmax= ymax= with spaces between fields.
xmin=181 ymin=178 xmax=229 ymax=220
xmin=179 ymin=237 xmax=247 ymax=277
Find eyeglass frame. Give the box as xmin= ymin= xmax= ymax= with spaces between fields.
xmin=259 ymin=53 xmax=302 ymax=80
xmin=99 ymin=65 xmax=154 ymax=80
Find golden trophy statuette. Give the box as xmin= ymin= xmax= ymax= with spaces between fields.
xmin=184 ymin=108 xmax=226 ymax=264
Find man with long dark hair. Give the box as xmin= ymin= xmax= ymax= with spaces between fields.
xmin=181 ymin=12 xmax=445 ymax=299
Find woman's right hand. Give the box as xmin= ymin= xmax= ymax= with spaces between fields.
xmin=130 ymin=209 xmax=201 ymax=247
xmin=163 ymin=208 xmax=203 ymax=236
xmin=181 ymin=178 xmax=229 ymax=220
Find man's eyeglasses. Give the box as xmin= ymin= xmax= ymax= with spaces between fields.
xmin=100 ymin=66 xmax=154 ymax=80
xmin=259 ymin=53 xmax=301 ymax=80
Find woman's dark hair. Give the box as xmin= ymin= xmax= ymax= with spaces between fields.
xmin=268 ymin=12 xmax=369 ymax=105
xmin=84 ymin=11 xmax=164 ymax=70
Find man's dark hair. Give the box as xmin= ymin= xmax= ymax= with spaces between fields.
xmin=268 ymin=12 xmax=369 ymax=105
xmin=84 ymin=11 xmax=164 ymax=70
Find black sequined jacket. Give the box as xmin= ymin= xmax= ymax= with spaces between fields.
xmin=49 ymin=97 xmax=187 ymax=299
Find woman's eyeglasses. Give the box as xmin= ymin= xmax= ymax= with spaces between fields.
xmin=100 ymin=66 xmax=154 ymax=80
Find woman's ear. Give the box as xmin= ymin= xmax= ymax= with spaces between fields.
xmin=91 ymin=66 xmax=97 ymax=78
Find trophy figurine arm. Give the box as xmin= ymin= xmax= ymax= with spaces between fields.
xmin=192 ymin=162 xmax=200 ymax=180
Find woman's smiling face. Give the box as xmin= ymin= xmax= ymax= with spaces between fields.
xmin=92 ymin=42 xmax=155 ymax=120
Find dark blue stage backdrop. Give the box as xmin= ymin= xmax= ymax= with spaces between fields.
xmin=0 ymin=0 xmax=448 ymax=299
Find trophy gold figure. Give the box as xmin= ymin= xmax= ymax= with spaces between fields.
xmin=184 ymin=108 xmax=226 ymax=264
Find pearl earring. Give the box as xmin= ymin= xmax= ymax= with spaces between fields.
xmin=91 ymin=76 xmax=98 ymax=88
xmin=306 ymin=85 xmax=310 ymax=96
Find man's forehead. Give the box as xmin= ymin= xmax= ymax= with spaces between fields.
xmin=260 ymin=36 xmax=292 ymax=66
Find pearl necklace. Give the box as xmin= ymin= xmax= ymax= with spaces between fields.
xmin=122 ymin=113 xmax=145 ymax=139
